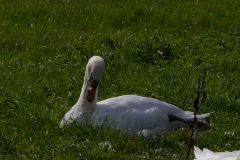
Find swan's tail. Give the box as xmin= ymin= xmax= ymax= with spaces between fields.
xmin=184 ymin=112 xmax=210 ymax=120
xmin=168 ymin=112 xmax=211 ymax=129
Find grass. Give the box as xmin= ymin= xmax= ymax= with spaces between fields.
xmin=1 ymin=0 xmax=240 ymax=159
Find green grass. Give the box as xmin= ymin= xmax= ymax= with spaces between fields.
xmin=1 ymin=0 xmax=240 ymax=159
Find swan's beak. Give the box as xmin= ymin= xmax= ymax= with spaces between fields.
xmin=87 ymin=82 xmax=95 ymax=102
xmin=87 ymin=73 xmax=99 ymax=102
xmin=87 ymin=81 xmax=98 ymax=102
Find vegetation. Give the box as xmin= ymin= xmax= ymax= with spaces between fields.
xmin=1 ymin=0 xmax=240 ymax=159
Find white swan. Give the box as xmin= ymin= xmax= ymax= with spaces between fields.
xmin=60 ymin=56 xmax=210 ymax=136
xmin=194 ymin=146 xmax=240 ymax=160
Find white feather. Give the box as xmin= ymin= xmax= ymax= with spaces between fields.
xmin=194 ymin=146 xmax=240 ymax=160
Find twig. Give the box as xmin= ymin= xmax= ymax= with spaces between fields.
xmin=186 ymin=70 xmax=207 ymax=160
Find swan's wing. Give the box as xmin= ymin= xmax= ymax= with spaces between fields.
xmin=94 ymin=95 xmax=187 ymax=135
xmin=93 ymin=103 xmax=166 ymax=130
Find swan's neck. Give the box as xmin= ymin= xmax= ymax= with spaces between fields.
xmin=76 ymin=76 xmax=98 ymax=116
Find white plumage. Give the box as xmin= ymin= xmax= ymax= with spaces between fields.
xmin=194 ymin=146 xmax=240 ymax=160
xmin=60 ymin=56 xmax=210 ymax=136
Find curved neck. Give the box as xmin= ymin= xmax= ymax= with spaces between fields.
xmin=76 ymin=74 xmax=98 ymax=116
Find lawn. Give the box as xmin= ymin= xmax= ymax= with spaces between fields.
xmin=1 ymin=0 xmax=240 ymax=159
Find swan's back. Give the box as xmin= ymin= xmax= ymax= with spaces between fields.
xmin=98 ymin=95 xmax=184 ymax=114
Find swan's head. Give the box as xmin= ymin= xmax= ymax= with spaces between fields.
xmin=85 ymin=56 xmax=105 ymax=102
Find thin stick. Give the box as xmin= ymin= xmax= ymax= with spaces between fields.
xmin=186 ymin=69 xmax=207 ymax=160
xmin=186 ymin=78 xmax=200 ymax=160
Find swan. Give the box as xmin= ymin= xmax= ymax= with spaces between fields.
xmin=60 ymin=56 xmax=210 ymax=136
xmin=194 ymin=146 xmax=240 ymax=160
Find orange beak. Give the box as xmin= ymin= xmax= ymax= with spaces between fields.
xmin=87 ymin=82 xmax=96 ymax=102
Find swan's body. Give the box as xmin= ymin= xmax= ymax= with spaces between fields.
xmin=194 ymin=146 xmax=240 ymax=160
xmin=60 ymin=56 xmax=210 ymax=136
